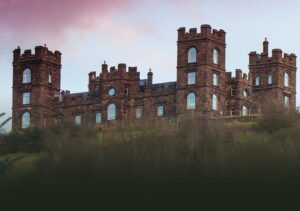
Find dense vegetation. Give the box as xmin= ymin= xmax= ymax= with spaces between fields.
xmin=1 ymin=106 xmax=300 ymax=206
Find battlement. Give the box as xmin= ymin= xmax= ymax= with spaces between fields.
xmin=249 ymin=40 xmax=296 ymax=67
xmin=13 ymin=45 xmax=62 ymax=64
xmin=178 ymin=24 xmax=226 ymax=43
xmin=226 ymin=69 xmax=252 ymax=83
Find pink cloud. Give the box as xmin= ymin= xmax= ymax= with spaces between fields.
xmin=0 ymin=0 xmax=135 ymax=39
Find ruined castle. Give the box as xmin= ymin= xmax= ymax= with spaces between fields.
xmin=12 ymin=24 xmax=297 ymax=130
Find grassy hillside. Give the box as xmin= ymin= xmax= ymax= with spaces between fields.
xmin=1 ymin=107 xmax=300 ymax=206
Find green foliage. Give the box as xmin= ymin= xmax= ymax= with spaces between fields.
xmin=2 ymin=109 xmax=300 ymax=199
xmin=0 ymin=112 xmax=11 ymax=134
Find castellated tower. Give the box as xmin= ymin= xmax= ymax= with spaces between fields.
xmin=249 ymin=39 xmax=297 ymax=109
xmin=176 ymin=24 xmax=227 ymax=116
xmin=12 ymin=46 xmax=62 ymax=130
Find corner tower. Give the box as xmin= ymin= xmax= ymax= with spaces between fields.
xmin=249 ymin=39 xmax=297 ymax=109
xmin=12 ymin=45 xmax=62 ymax=130
xmin=176 ymin=25 xmax=227 ymax=115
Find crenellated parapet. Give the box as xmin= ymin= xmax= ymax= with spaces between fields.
xmin=249 ymin=40 xmax=296 ymax=67
xmin=13 ymin=45 xmax=61 ymax=65
xmin=98 ymin=62 xmax=140 ymax=80
xmin=178 ymin=24 xmax=226 ymax=43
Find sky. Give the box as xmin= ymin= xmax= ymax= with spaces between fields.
xmin=1 ymin=0 xmax=300 ymax=131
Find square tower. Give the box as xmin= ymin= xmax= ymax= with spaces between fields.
xmin=176 ymin=25 xmax=227 ymax=116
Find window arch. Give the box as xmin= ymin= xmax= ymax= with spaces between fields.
xmin=242 ymin=106 xmax=248 ymax=116
xmin=187 ymin=92 xmax=196 ymax=110
xmin=243 ymin=90 xmax=249 ymax=98
xmin=107 ymin=103 xmax=116 ymax=121
xmin=212 ymin=94 xmax=218 ymax=111
xmin=284 ymin=72 xmax=289 ymax=87
xmin=22 ymin=112 xmax=30 ymax=129
xmin=188 ymin=47 xmax=197 ymax=63
xmin=213 ymin=49 xmax=218 ymax=64
xmin=23 ymin=68 xmax=31 ymax=83
xmin=48 ymin=73 xmax=52 ymax=83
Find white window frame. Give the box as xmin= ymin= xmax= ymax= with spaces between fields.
xmin=157 ymin=105 xmax=164 ymax=117
xmin=75 ymin=115 xmax=81 ymax=125
xmin=187 ymin=93 xmax=196 ymax=110
xmin=95 ymin=113 xmax=102 ymax=124
xmin=23 ymin=92 xmax=30 ymax=105
xmin=255 ymin=76 xmax=260 ymax=86
xmin=49 ymin=73 xmax=52 ymax=84
xmin=188 ymin=72 xmax=196 ymax=85
xmin=188 ymin=47 xmax=197 ymax=63
xmin=212 ymin=73 xmax=218 ymax=86
xmin=268 ymin=74 xmax=272 ymax=85
xmin=213 ymin=49 xmax=218 ymax=64
xmin=242 ymin=106 xmax=248 ymax=116
xmin=212 ymin=94 xmax=218 ymax=111
xmin=135 ymin=107 xmax=143 ymax=119
xmin=284 ymin=72 xmax=289 ymax=87
xmin=23 ymin=68 xmax=31 ymax=84
xmin=107 ymin=104 xmax=116 ymax=121
xmin=22 ymin=112 xmax=30 ymax=129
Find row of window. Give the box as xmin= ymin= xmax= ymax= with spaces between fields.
xmin=255 ymin=72 xmax=289 ymax=87
xmin=188 ymin=72 xmax=218 ymax=86
xmin=21 ymin=95 xmax=290 ymax=129
xmin=188 ymin=48 xmax=219 ymax=64
xmin=22 ymin=68 xmax=52 ymax=84
xmin=21 ymin=104 xmax=165 ymax=128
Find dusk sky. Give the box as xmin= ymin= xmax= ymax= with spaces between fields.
xmin=1 ymin=0 xmax=300 ymax=131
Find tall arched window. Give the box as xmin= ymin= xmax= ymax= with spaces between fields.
xmin=22 ymin=112 xmax=30 ymax=129
xmin=187 ymin=93 xmax=196 ymax=110
xmin=48 ymin=73 xmax=52 ymax=84
xmin=242 ymin=106 xmax=248 ymax=116
xmin=188 ymin=47 xmax=197 ymax=63
xmin=284 ymin=72 xmax=289 ymax=87
xmin=23 ymin=68 xmax=31 ymax=83
xmin=212 ymin=94 xmax=218 ymax=111
xmin=213 ymin=49 xmax=218 ymax=64
xmin=107 ymin=103 xmax=116 ymax=121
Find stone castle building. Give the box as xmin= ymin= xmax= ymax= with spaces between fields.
xmin=12 ymin=24 xmax=297 ymax=130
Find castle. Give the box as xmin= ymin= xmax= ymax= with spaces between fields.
xmin=12 ymin=24 xmax=297 ymax=130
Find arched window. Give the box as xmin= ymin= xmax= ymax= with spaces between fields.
xmin=187 ymin=93 xmax=196 ymax=110
xmin=22 ymin=112 xmax=30 ymax=129
xmin=188 ymin=47 xmax=197 ymax=63
xmin=255 ymin=76 xmax=260 ymax=86
xmin=243 ymin=90 xmax=249 ymax=98
xmin=107 ymin=103 xmax=116 ymax=121
xmin=49 ymin=73 xmax=52 ymax=84
xmin=212 ymin=94 xmax=218 ymax=111
xmin=284 ymin=72 xmax=289 ymax=87
xmin=242 ymin=106 xmax=248 ymax=116
xmin=23 ymin=68 xmax=31 ymax=83
xmin=213 ymin=49 xmax=218 ymax=64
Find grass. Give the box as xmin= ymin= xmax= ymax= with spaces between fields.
xmin=1 ymin=108 xmax=300 ymax=207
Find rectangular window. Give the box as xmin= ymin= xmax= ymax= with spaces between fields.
xmin=255 ymin=76 xmax=260 ymax=86
xmin=136 ymin=108 xmax=142 ymax=119
xmin=212 ymin=73 xmax=218 ymax=86
xmin=75 ymin=115 xmax=81 ymax=125
xmin=23 ymin=92 xmax=30 ymax=105
xmin=268 ymin=75 xmax=272 ymax=85
xmin=95 ymin=113 xmax=102 ymax=124
xmin=284 ymin=96 xmax=289 ymax=108
xmin=157 ymin=105 xmax=164 ymax=117
xmin=188 ymin=72 xmax=196 ymax=85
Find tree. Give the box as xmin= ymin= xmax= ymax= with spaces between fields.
xmin=0 ymin=113 xmax=12 ymax=135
